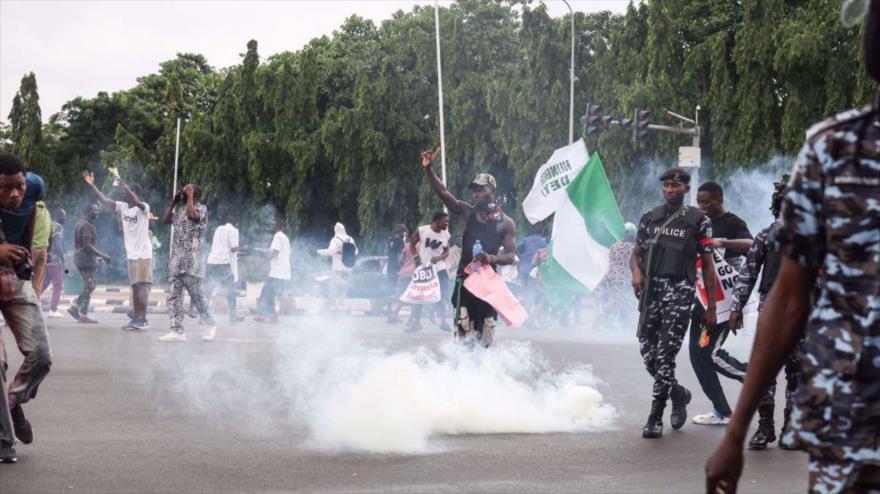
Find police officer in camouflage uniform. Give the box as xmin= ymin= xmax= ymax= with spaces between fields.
xmin=707 ymin=2 xmax=880 ymax=490
xmin=630 ymin=167 xmax=717 ymax=439
xmin=727 ymin=176 xmax=799 ymax=451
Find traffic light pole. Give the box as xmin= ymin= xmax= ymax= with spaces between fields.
xmin=583 ymin=105 xmax=701 ymax=206
xmin=646 ymin=107 xmax=701 ymax=206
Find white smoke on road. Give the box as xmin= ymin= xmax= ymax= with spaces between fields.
xmin=153 ymin=318 xmax=616 ymax=454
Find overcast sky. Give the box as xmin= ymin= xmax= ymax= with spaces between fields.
xmin=1 ymin=0 xmax=631 ymax=121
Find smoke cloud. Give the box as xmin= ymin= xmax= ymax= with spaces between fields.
xmin=152 ymin=318 xmax=616 ymax=454
xmin=145 ymin=156 xmax=794 ymax=455
xmin=719 ymin=156 xmax=792 ymax=232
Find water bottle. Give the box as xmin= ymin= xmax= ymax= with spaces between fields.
xmin=472 ymin=239 xmax=483 ymax=272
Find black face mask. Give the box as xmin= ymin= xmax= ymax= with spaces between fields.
xmin=866 ymin=0 xmax=880 ymax=83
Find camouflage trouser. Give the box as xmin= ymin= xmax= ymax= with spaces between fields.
xmin=638 ymin=278 xmax=694 ymax=401
xmin=761 ymin=347 xmax=801 ymax=412
xmin=808 ymin=457 xmax=880 ymax=494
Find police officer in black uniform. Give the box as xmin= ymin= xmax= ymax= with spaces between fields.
xmin=630 ymin=167 xmax=717 ymax=438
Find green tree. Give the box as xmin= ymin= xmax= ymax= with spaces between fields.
xmin=17 ymin=0 xmax=872 ymax=251
xmin=8 ymin=72 xmax=45 ymax=169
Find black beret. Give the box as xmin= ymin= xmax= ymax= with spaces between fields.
xmin=659 ymin=167 xmax=691 ymax=184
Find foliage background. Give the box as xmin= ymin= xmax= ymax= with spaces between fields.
xmin=2 ymin=0 xmax=873 ymax=255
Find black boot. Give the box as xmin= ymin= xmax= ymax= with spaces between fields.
xmin=670 ymin=384 xmax=691 ymax=430
xmin=642 ymin=399 xmax=665 ymax=439
xmin=747 ymin=405 xmax=776 ymax=450
xmin=779 ymin=406 xmax=796 ymax=450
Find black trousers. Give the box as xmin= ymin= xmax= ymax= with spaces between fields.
xmin=688 ymin=304 xmax=747 ymax=417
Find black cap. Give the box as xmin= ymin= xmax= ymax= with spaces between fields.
xmin=659 ymin=167 xmax=691 ymax=184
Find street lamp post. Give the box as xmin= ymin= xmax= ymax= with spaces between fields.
xmin=434 ymin=1 xmax=448 ymax=187
xmin=562 ymin=0 xmax=575 ymax=144
xmin=169 ymin=115 xmax=182 ymax=253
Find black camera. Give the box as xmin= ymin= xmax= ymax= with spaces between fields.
xmin=0 ymin=219 xmax=33 ymax=280
xmin=13 ymin=255 xmax=32 ymax=281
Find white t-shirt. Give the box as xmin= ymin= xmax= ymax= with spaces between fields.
xmin=207 ymin=224 xmax=239 ymax=265
xmin=268 ymin=231 xmax=291 ymax=280
xmin=207 ymin=223 xmax=240 ymax=281
xmin=417 ymin=224 xmax=450 ymax=271
xmin=115 ymin=201 xmax=152 ymax=260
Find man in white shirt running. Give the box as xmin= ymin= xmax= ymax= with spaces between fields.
xmin=205 ymin=219 xmax=241 ymax=324
xmin=82 ymin=171 xmax=153 ymax=330
xmin=255 ymin=217 xmax=291 ymax=324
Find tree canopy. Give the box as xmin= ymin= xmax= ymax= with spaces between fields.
xmin=4 ymin=0 xmax=873 ymax=248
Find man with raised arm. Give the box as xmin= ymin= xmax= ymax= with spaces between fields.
xmin=419 ymin=148 xmax=516 ymax=348
xmin=82 ymin=170 xmax=153 ymax=330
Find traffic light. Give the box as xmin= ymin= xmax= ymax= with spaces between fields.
xmin=634 ymin=110 xmax=651 ymax=141
xmin=580 ymin=102 xmax=603 ymax=135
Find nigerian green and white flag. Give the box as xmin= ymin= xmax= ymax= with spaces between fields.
xmin=523 ymin=140 xmax=625 ymax=302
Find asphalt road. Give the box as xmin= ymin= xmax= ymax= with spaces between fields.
xmin=1 ymin=312 xmax=806 ymax=494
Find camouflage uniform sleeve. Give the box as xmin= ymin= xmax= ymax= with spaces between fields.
xmin=696 ymin=215 xmax=713 ymax=255
xmin=778 ymin=142 xmax=826 ymax=269
xmin=731 ymin=227 xmax=767 ymax=313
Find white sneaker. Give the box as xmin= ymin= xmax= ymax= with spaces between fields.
xmin=692 ymin=411 xmax=730 ymax=425
xmin=159 ymin=331 xmax=186 ymax=342
xmin=202 ymin=326 xmax=216 ymax=341
xmin=47 ymin=310 xmax=64 ymax=319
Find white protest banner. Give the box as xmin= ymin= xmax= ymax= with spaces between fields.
xmin=400 ymin=264 xmax=442 ymax=304
xmin=522 ymin=139 xmax=590 ymax=224
xmin=695 ymin=249 xmax=739 ymax=324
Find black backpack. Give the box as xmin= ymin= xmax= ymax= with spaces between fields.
xmin=339 ymin=237 xmax=357 ymax=268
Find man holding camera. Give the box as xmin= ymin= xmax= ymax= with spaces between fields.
xmin=0 ymin=153 xmax=53 ymax=463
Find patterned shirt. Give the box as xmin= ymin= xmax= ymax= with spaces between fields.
xmin=167 ymin=203 xmax=208 ymax=278
xmin=603 ymin=239 xmax=635 ymax=290
xmin=776 ymin=104 xmax=880 ymax=464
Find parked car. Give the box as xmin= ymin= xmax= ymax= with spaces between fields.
xmin=346 ymin=256 xmax=389 ymax=299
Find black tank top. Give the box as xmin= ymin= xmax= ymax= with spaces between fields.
xmin=459 ymin=211 xmax=505 ymax=275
